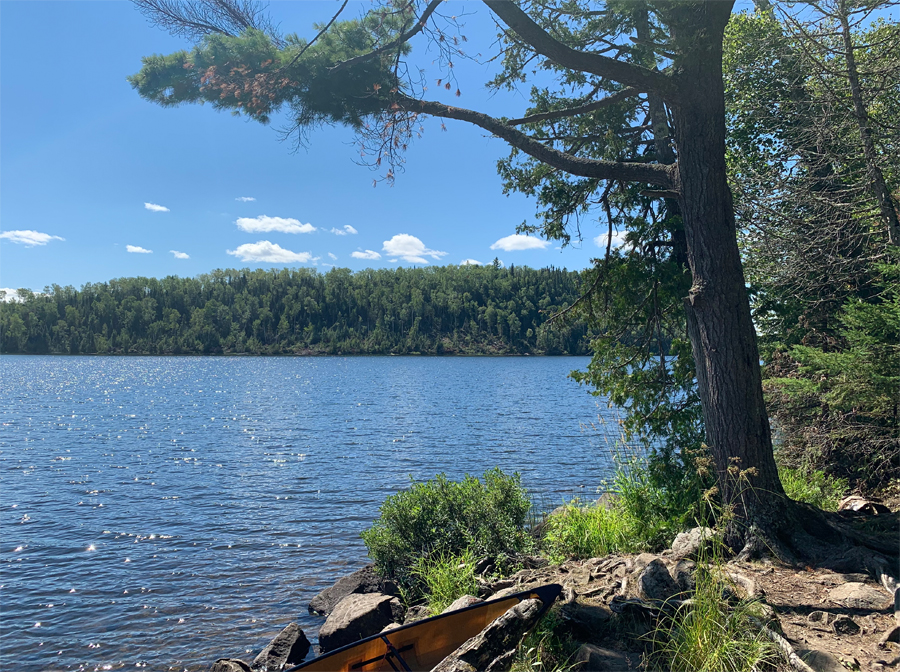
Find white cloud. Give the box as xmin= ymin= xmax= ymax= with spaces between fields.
xmin=227 ymin=240 xmax=314 ymax=263
xmin=331 ymin=225 xmax=358 ymax=236
xmin=352 ymin=249 xmax=382 ymax=260
xmin=235 ymin=196 xmax=256 ymax=202
xmin=490 ymin=234 xmax=551 ymax=252
xmin=170 ymin=250 xmax=190 ymax=259
xmin=460 ymin=259 xmax=483 ymax=266
xmin=593 ymin=230 xmax=629 ymax=249
xmin=382 ymin=234 xmax=447 ymax=264
xmin=236 ymin=215 xmax=316 ymax=234
xmin=0 ymin=230 xmax=65 ymax=246
xmin=328 ymin=252 xmax=338 ymax=260
xmin=127 ymin=245 xmax=153 ymax=254
xmin=144 ymin=202 xmax=170 ymax=212
xmin=1 ymin=288 xmax=22 ymax=302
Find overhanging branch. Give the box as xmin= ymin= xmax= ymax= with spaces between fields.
xmin=484 ymin=0 xmax=680 ymax=102
xmin=507 ymin=87 xmax=639 ymax=126
xmin=395 ymin=95 xmax=675 ymax=188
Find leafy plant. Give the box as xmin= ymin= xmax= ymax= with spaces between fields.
xmin=410 ymin=548 xmax=479 ymax=615
xmin=361 ymin=468 xmax=533 ymax=588
xmin=778 ymin=466 xmax=848 ymax=511
xmin=540 ymin=499 xmax=646 ymax=564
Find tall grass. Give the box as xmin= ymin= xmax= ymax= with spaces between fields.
xmin=410 ymin=549 xmax=480 ymax=615
xmin=649 ymin=561 xmax=780 ymax=672
xmin=540 ymin=499 xmax=648 ymax=563
xmin=778 ymin=465 xmax=848 ymax=510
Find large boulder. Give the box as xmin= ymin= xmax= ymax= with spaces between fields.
xmin=828 ymin=582 xmax=893 ymax=610
xmin=317 ymin=593 xmax=404 ymax=653
xmin=210 ymin=660 xmax=251 ymax=672
xmin=557 ymin=601 xmax=612 ymax=644
xmin=635 ymin=559 xmax=678 ymax=602
xmin=442 ymin=595 xmax=484 ymax=614
xmin=251 ymin=623 xmax=311 ymax=671
xmin=669 ymin=527 xmax=715 ymax=560
xmin=308 ymin=565 xmax=398 ymax=616
xmin=430 ymin=598 xmax=544 ymax=672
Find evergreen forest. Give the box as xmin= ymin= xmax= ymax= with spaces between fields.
xmin=0 ymin=264 xmax=592 ymax=356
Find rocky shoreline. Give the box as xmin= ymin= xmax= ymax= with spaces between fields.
xmin=209 ymin=524 xmax=900 ymax=672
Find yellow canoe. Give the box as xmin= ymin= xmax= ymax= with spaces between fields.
xmin=288 ymin=583 xmax=562 ymax=672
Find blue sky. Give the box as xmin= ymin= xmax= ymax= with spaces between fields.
xmin=0 ymin=1 xmax=617 ymax=294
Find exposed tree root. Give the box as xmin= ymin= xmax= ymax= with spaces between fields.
xmin=748 ymin=616 xmax=816 ymax=672
xmin=730 ymin=497 xmax=899 ymax=587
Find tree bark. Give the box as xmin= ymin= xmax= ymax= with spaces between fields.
xmin=666 ymin=2 xmax=786 ymax=548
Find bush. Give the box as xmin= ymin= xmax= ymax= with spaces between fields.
xmin=411 ymin=548 xmax=480 ymax=615
xmin=778 ymin=465 xmax=847 ymax=511
xmin=611 ymin=445 xmax=716 ymax=551
xmin=361 ymin=468 xmax=534 ymax=586
xmin=540 ymin=500 xmax=647 ymax=563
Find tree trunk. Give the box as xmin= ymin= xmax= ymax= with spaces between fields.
xmin=668 ymin=2 xmax=786 ymax=551
xmin=837 ymin=0 xmax=900 ymax=246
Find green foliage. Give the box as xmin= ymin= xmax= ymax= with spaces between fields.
xmin=778 ymin=466 xmax=847 ymax=512
xmin=649 ymin=562 xmax=780 ymax=672
xmin=0 ymin=265 xmax=590 ymax=356
xmin=766 ymin=267 xmax=900 ymax=489
xmin=510 ymin=609 xmax=579 ymax=672
xmin=612 ymin=445 xmax=716 ymax=550
xmin=540 ymin=499 xmax=646 ymax=564
xmin=360 ymin=468 xmax=533 ymax=587
xmin=410 ymin=548 xmax=479 ymax=615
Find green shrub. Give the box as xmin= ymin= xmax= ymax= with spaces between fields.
xmin=611 ymin=444 xmax=716 ymax=551
xmin=540 ymin=499 xmax=647 ymax=563
xmin=778 ymin=465 xmax=847 ymax=511
xmin=411 ymin=548 xmax=479 ymax=615
xmin=649 ymin=545 xmax=781 ymax=672
xmin=361 ymin=468 xmax=534 ymax=586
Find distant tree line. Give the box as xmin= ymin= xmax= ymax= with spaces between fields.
xmin=0 ymin=264 xmax=596 ymax=356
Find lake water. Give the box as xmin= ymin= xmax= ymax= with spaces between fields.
xmin=0 ymin=355 xmax=623 ymax=671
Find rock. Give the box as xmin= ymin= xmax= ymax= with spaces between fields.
xmin=317 ymin=593 xmax=404 ymax=653
xmin=670 ymin=527 xmax=714 ymax=560
xmin=572 ymin=643 xmax=641 ymax=671
xmin=430 ymin=598 xmax=543 ymax=672
xmin=596 ymin=492 xmax=620 ymax=510
xmin=832 ymin=614 xmax=861 ymax=635
xmin=829 ymin=582 xmax=893 ymax=610
xmin=797 ymin=650 xmax=847 ymax=672
xmin=807 ymin=610 xmax=834 ymax=626
xmin=838 ymin=495 xmax=891 ymax=515
xmin=308 ymin=565 xmax=398 ymax=616
xmin=210 ymin=660 xmax=252 ymax=672
xmin=380 ymin=623 xmax=402 ymax=633
xmin=442 ymin=595 xmax=484 ymax=614
xmin=557 ymin=601 xmax=612 ymax=643
xmin=404 ymin=604 xmax=430 ymax=624
xmin=251 ymin=623 xmax=310 ymax=671
xmin=671 ymin=560 xmax=696 ymax=594
xmin=880 ymin=625 xmax=900 ymax=645
xmin=636 ymin=559 xmax=678 ymax=602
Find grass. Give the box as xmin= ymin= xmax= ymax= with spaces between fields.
xmin=539 ymin=499 xmax=649 ymax=563
xmin=410 ymin=548 xmax=480 ymax=615
xmin=510 ymin=610 xmax=579 ymax=672
xmin=778 ymin=465 xmax=848 ymax=511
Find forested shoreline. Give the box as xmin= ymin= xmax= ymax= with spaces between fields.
xmin=0 ymin=264 xmax=595 ymax=356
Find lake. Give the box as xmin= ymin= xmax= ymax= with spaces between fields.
xmin=0 ymin=355 xmax=624 ymax=671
